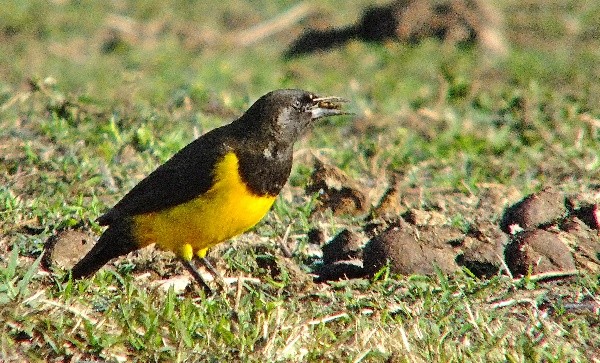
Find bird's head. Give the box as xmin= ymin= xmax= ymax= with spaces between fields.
xmin=240 ymin=89 xmax=348 ymax=145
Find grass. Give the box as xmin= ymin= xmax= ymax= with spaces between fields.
xmin=1 ymin=0 xmax=600 ymax=361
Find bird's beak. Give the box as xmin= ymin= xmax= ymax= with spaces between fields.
xmin=310 ymin=96 xmax=350 ymax=119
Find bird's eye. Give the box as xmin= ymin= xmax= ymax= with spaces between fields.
xmin=292 ymin=99 xmax=302 ymax=111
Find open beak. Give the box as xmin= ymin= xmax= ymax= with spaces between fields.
xmin=310 ymin=96 xmax=350 ymax=119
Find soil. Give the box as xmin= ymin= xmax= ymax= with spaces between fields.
xmin=305 ymin=157 xmax=369 ymax=216
xmin=311 ymin=160 xmax=600 ymax=281
xmin=500 ymin=187 xmax=567 ymax=234
xmin=285 ymin=0 xmax=507 ymax=58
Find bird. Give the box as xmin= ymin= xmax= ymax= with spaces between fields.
xmin=70 ymin=89 xmax=348 ymax=290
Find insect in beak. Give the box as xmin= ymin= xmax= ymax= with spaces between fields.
xmin=310 ymin=96 xmax=350 ymax=119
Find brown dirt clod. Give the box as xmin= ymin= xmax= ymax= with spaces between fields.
xmin=322 ymin=229 xmax=366 ymax=265
xmin=42 ymin=229 xmax=96 ymax=271
xmin=306 ymin=158 xmax=369 ymax=216
xmin=500 ymin=187 xmax=567 ymax=234
xmin=558 ymin=216 xmax=600 ymax=273
xmin=572 ymin=203 xmax=600 ymax=230
xmin=504 ymin=229 xmax=576 ymax=276
xmin=362 ymin=220 xmax=459 ymax=276
xmin=314 ymin=260 xmax=366 ymax=282
xmin=456 ymin=221 xmax=508 ymax=278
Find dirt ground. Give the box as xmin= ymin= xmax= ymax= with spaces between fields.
xmin=304 ymin=159 xmax=600 ymax=282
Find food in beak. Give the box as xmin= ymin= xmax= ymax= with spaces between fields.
xmin=310 ymin=96 xmax=349 ymax=119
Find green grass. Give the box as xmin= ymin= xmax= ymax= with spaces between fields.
xmin=1 ymin=0 xmax=600 ymax=361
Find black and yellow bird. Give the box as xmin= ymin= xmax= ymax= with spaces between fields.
xmin=70 ymin=89 xmax=347 ymax=288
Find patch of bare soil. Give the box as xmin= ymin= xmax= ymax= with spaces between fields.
xmin=311 ymin=161 xmax=600 ymax=281
xmin=305 ymin=158 xmax=369 ymax=216
xmin=363 ymin=219 xmax=461 ymax=276
xmin=285 ymin=0 xmax=507 ymax=58
xmin=500 ymin=187 xmax=567 ymax=234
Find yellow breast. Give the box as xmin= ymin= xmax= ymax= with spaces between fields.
xmin=132 ymin=152 xmax=276 ymax=260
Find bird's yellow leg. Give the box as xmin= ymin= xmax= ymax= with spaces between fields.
xmin=196 ymin=248 xmax=208 ymax=259
xmin=180 ymin=243 xmax=194 ymax=261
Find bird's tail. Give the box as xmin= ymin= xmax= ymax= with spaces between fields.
xmin=70 ymin=222 xmax=138 ymax=280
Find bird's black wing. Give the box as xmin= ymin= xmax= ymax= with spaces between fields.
xmin=97 ymin=126 xmax=230 ymax=225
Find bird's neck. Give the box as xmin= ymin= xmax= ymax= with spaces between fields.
xmin=235 ymin=140 xmax=294 ymax=197
xmin=228 ymin=119 xmax=295 ymax=196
